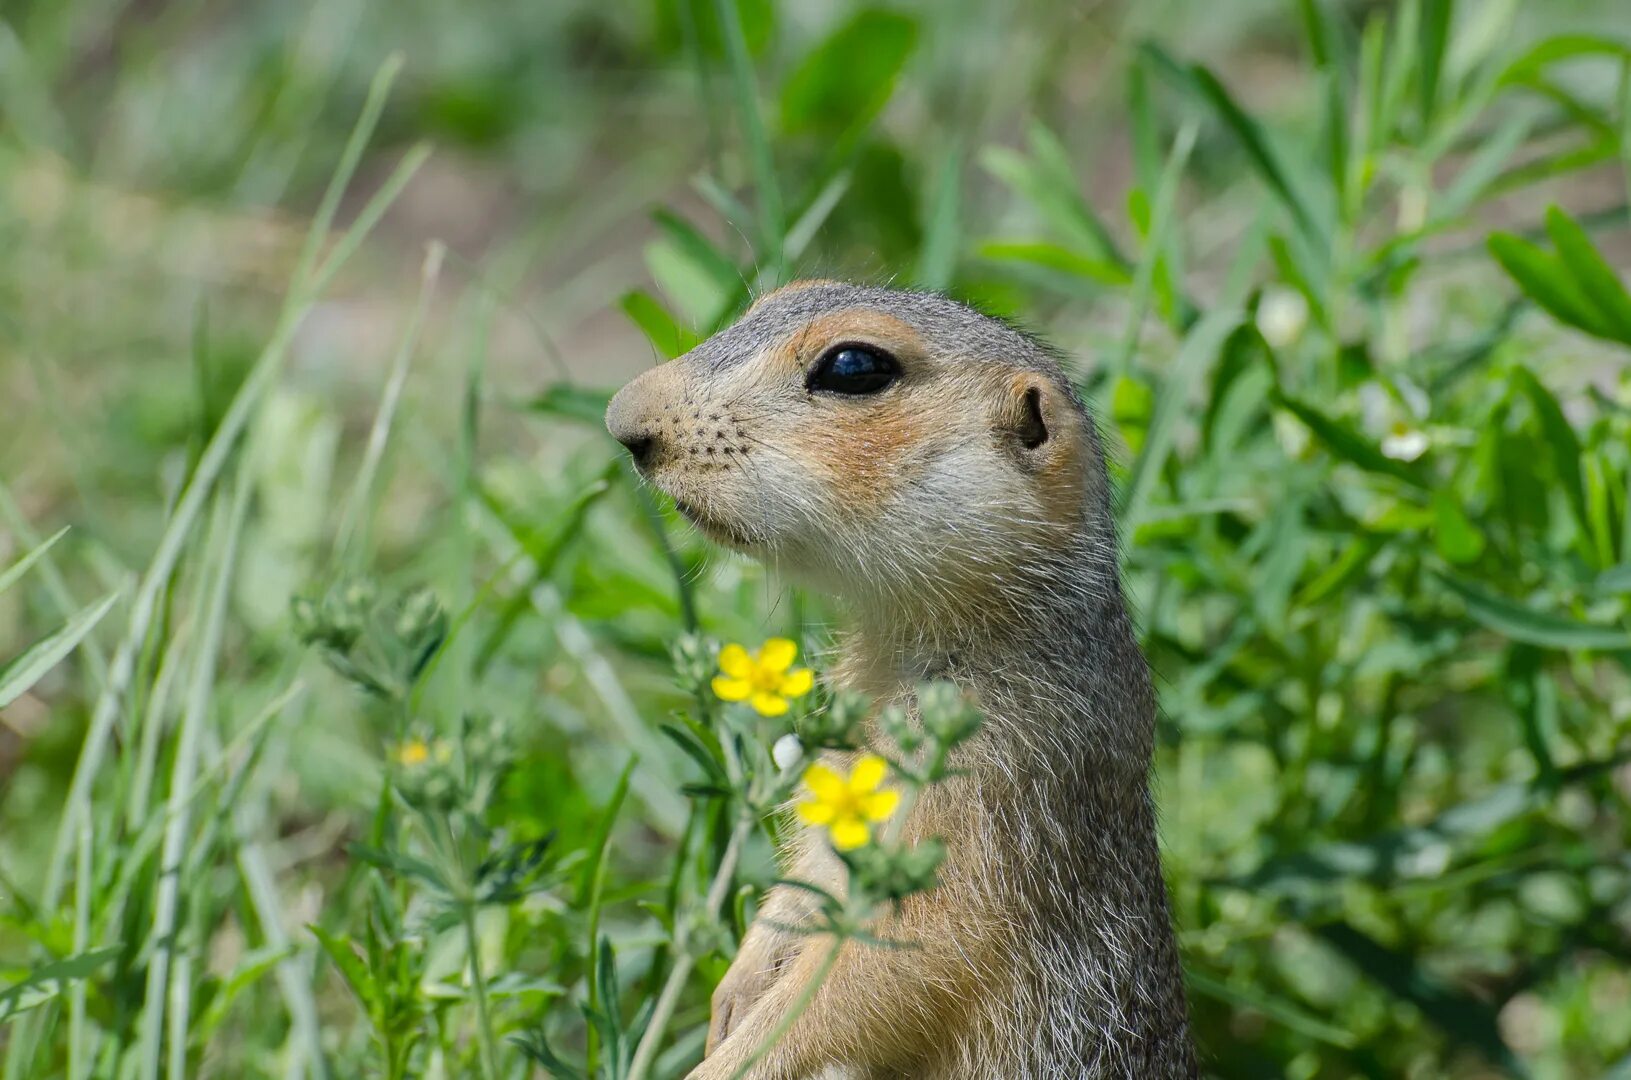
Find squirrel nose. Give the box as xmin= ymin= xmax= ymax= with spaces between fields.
xmin=618 ymin=432 xmax=655 ymax=466
xmin=606 ymin=381 xmax=661 ymax=468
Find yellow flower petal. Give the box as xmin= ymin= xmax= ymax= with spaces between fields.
xmin=861 ymin=788 xmax=900 ymax=822
xmin=796 ymin=799 xmax=836 ymax=826
xmin=750 ymin=691 xmax=789 ymax=717
xmin=848 ymin=753 xmax=888 ymax=794
xmin=396 ymin=740 xmax=429 ymax=766
xmin=802 ymin=763 xmax=846 ymax=802
xmin=758 ymin=637 xmax=797 ymax=673
xmin=778 ymin=667 xmax=814 ymax=698
xmin=830 ymin=818 xmax=870 ymax=851
xmin=712 ymin=676 xmax=751 ymax=702
xmin=718 ymin=643 xmax=752 ymax=679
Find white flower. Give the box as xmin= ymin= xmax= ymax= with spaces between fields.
xmin=771 ymin=733 xmax=804 ymax=772
xmin=1256 ymin=287 xmax=1308 ymax=348
xmin=1272 ymin=411 xmax=1311 ymax=458
xmin=1380 ymin=422 xmax=1429 ymax=462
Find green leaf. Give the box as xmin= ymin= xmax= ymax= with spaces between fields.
xmin=527 ymin=383 xmax=616 ymax=427
xmin=195 ymin=946 xmax=298 ymax=1039
xmin=0 ymin=527 xmax=68 ymax=597
xmin=1544 ymin=205 xmax=1631 ymax=344
xmin=979 ymin=131 xmax=1127 ymax=270
xmin=658 ymin=721 xmax=729 ymax=792
xmin=1432 ymin=495 xmax=1486 ymax=565
xmin=652 ymin=209 xmax=749 ymax=315
xmin=713 ymin=0 xmax=783 ymax=271
xmin=784 ymin=169 xmax=852 ymax=262
xmin=1416 ymin=0 xmax=1454 ymax=126
xmin=1274 ymin=394 xmax=1428 ymax=487
xmin=1313 ymin=922 xmax=1524 ymax=1075
xmin=0 ymin=946 xmax=120 ymax=1023
xmin=1186 ymin=969 xmax=1356 ymax=1048
xmin=1146 ymin=46 xmax=1327 ymax=257
xmin=1595 ymin=562 xmax=1631 ymax=595
xmin=975 ymin=240 xmax=1131 ymax=286
xmin=348 ymin=844 xmax=451 ymax=893
xmin=1122 ymin=309 xmax=1243 ymax=530
xmin=1435 ymin=572 xmax=1629 ymax=650
xmin=1497 ymin=33 xmax=1631 ymax=87
xmin=1022 ymin=123 xmax=1129 ymax=270
xmin=915 ymin=144 xmax=963 ymax=291
xmin=1488 ymin=232 xmax=1618 ymax=341
xmin=620 ymin=291 xmax=700 ymax=361
xmin=780 ymin=9 xmax=917 ymax=136
xmin=512 ymin=1029 xmax=587 ymax=1080
xmin=1509 ymin=366 xmax=1589 ymax=537
xmin=0 ymin=591 xmax=118 ymax=710
xmin=577 ymin=757 xmax=635 ymax=907
xmin=1505 ymin=647 xmax=1559 ymax=785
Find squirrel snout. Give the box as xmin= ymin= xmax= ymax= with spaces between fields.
xmin=606 ymin=382 xmax=661 ymax=468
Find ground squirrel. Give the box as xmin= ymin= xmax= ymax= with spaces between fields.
xmin=606 ymin=281 xmax=1197 ymax=1078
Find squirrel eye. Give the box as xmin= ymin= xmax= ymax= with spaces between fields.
xmin=807 ymin=345 xmax=900 ymax=395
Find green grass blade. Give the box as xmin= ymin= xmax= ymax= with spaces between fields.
xmin=35 ymin=56 xmax=416 ymax=919
xmin=1275 ymin=393 xmax=1429 ymax=488
xmin=621 ymin=290 xmax=702 ymax=361
xmin=0 ymin=526 xmax=68 ymax=596
xmin=333 ymin=241 xmax=445 ymax=567
xmin=1186 ymin=969 xmax=1357 ymax=1048
xmin=1148 ymin=47 xmax=1330 ymax=258
xmin=1544 ymin=205 xmax=1631 ymax=342
xmin=1488 ymin=232 xmax=1618 ymax=340
xmin=783 ymin=168 xmax=852 ymax=263
xmin=1122 ymin=307 xmax=1242 ymax=533
xmin=1112 ymin=119 xmax=1200 ymax=382
xmin=0 ymin=486 xmax=109 ymax=689
xmin=137 ymin=478 xmax=250 ymax=1080
xmin=713 ymin=0 xmax=783 ymax=280
xmin=1312 ymin=922 xmax=1525 ymax=1076
xmin=1416 ymin=0 xmax=1454 ymax=128
xmin=1436 ymin=572 xmax=1629 ymax=650
xmin=915 ymin=144 xmax=962 ymax=291
xmin=0 ymin=590 xmax=118 ymax=710
xmin=1510 ymin=366 xmax=1589 ymax=539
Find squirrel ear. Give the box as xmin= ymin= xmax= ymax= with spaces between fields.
xmin=1016 ymin=384 xmax=1049 ymax=449
xmin=1001 ymin=374 xmax=1061 ymax=453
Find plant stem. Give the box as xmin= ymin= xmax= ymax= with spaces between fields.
xmin=626 ymin=814 xmax=752 ymax=1080
xmin=462 ymin=906 xmax=501 ymax=1080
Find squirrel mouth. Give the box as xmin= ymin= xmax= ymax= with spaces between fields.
xmin=673 ymin=498 xmax=753 ymax=548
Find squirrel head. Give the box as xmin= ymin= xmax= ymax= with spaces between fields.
xmin=606 ymin=282 xmax=1113 ymax=615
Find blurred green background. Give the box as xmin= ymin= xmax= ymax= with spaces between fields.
xmin=4 ymin=0 xmax=1631 ymax=1077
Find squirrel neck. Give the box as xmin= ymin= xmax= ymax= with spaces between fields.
xmin=838 ymin=531 xmax=1155 ymax=779
xmin=834 ymin=533 xmax=1197 ymax=1073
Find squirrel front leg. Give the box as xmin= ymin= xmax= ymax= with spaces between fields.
xmin=709 ymin=829 xmax=842 ymax=1052
xmin=689 ymin=886 xmax=993 ymax=1080
xmin=707 ymin=883 xmax=811 ymax=1054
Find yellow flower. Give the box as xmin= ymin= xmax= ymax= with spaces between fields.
xmin=796 ymin=754 xmax=900 ymax=851
xmin=395 ymin=739 xmax=430 ymax=767
xmin=711 ymin=638 xmax=814 ymax=717
xmin=392 ymin=737 xmax=450 ymax=768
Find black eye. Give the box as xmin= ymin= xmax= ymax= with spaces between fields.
xmin=807 ymin=345 xmax=900 ymax=395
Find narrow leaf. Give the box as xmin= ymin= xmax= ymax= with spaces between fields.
xmin=1436 ymin=572 xmax=1629 ymax=650
xmin=0 ymin=527 xmax=68 ymax=597
xmin=1489 ymin=232 xmax=1617 ymax=340
xmin=1274 ymin=394 xmax=1429 ymax=487
xmin=0 ymin=592 xmax=118 ymax=709
xmin=1544 ymin=205 xmax=1631 ymax=343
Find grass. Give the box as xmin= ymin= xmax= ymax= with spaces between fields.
xmin=4 ymin=1 xmax=1631 ymax=1077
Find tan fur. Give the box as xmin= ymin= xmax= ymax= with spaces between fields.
xmin=607 ymin=282 xmax=1197 ymax=1079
